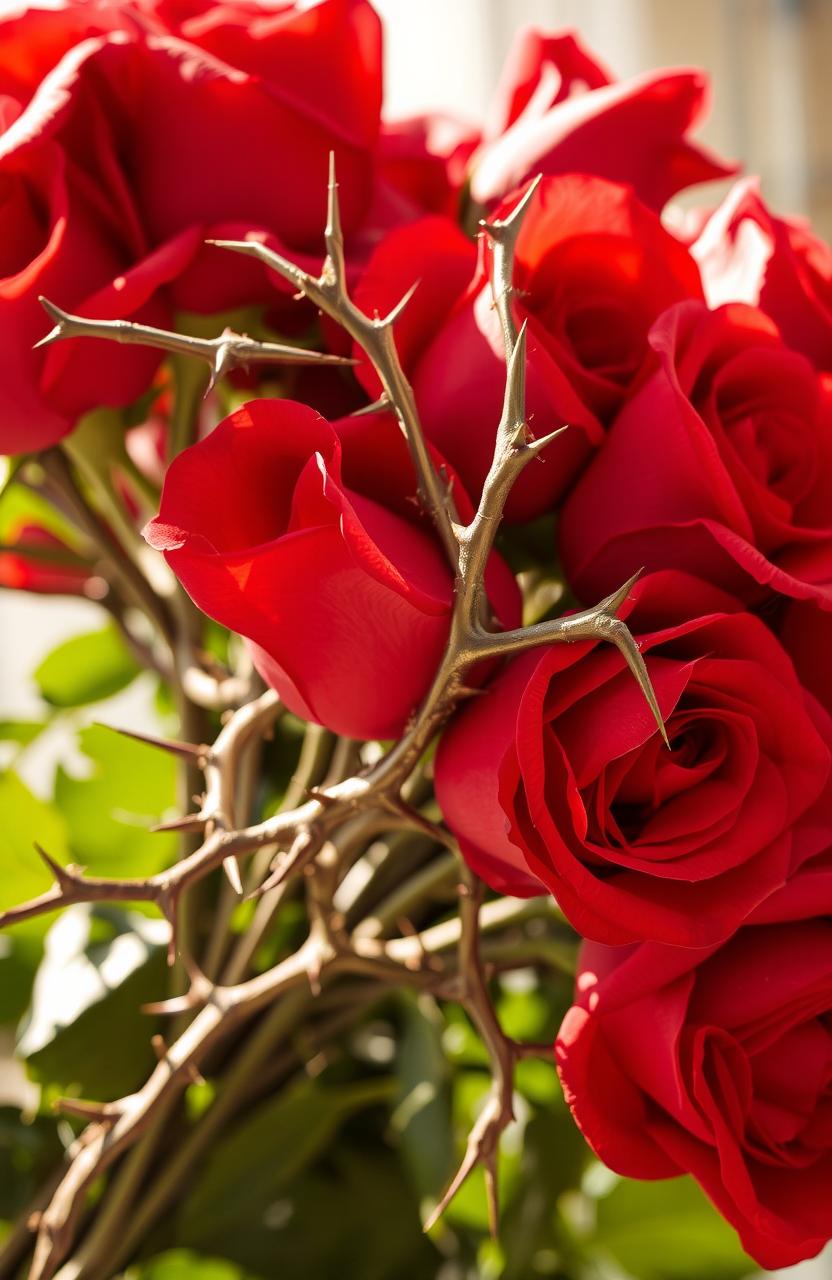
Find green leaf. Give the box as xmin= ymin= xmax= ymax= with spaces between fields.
xmin=0 ymin=720 xmax=46 ymax=746
xmin=591 ymin=1173 xmax=756 ymax=1280
xmin=178 ymin=1075 xmax=396 ymax=1247
xmin=17 ymin=904 xmax=167 ymax=1100
xmin=0 ymin=772 xmax=68 ymax=1021
xmin=34 ymin=624 xmax=140 ymax=708
xmin=0 ymin=1106 xmax=63 ymax=1226
xmin=0 ymin=773 xmax=67 ymax=915
xmin=180 ymin=1143 xmax=435 ymax=1280
xmin=55 ymin=724 xmax=178 ymax=878
xmin=124 ymin=1250 xmax=263 ymax=1280
xmin=391 ymin=992 xmax=454 ymax=1199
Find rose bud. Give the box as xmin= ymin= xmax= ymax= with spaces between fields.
xmin=693 ymin=176 xmax=831 ymax=371
xmin=469 ymin=26 xmax=736 ymax=212
xmin=144 ymin=398 xmax=520 ymax=741
xmin=560 ymin=300 xmax=832 ymax=610
xmin=434 ymin=571 xmax=832 ymax=946
xmin=355 ymin=174 xmax=702 ymax=522
xmin=557 ymin=907 xmax=832 ymax=1268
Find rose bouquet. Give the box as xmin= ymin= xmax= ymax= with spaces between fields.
xmin=2 ymin=3 xmax=831 ymax=1278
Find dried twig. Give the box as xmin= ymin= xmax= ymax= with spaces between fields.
xmin=36 ymin=297 xmax=355 ymax=391
xmin=9 ymin=161 xmax=670 ymax=1280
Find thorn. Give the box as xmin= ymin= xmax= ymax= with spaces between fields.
xmin=484 ymin=1158 xmax=500 ymax=1240
xmin=222 ymin=855 xmax=244 ymax=896
xmin=325 ymin=150 xmax=342 ymax=251
xmin=593 ymin=572 xmax=668 ymax=747
xmin=350 ymin=395 xmax=392 ymax=418
xmin=525 ymin=423 xmax=570 ymax=458
xmin=305 ymin=785 xmax=336 ymax=807
xmin=250 ymin=831 xmax=316 ymax=899
xmin=381 ymin=279 xmax=420 ymax=328
xmin=33 ymin=297 xmax=70 ymax=348
xmin=306 ymin=951 xmax=323 ymax=997
xmin=502 ymin=319 xmax=527 ymax=434
xmin=598 ymin=568 xmax=644 ymax=619
xmin=142 ymin=992 xmax=201 ymax=1017
xmin=27 ymin=1211 xmax=42 ymax=1232
xmin=33 ymin=842 xmax=73 ymax=887
xmin=52 ymin=1097 xmax=117 ymax=1125
xmin=206 ymin=238 xmax=309 ymax=293
xmin=207 ymin=341 xmax=233 ymax=391
xmin=423 ymin=1146 xmax=480 ymax=1233
xmin=481 ymin=173 xmax=542 ymax=245
xmin=150 ymin=813 xmax=208 ymax=835
xmin=151 ymin=1033 xmax=167 ymax=1062
xmin=97 ymin=723 xmax=209 ymax=764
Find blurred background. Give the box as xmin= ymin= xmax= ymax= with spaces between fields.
xmin=2 ymin=1 xmax=831 ymax=1275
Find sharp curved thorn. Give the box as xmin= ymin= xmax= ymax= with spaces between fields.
xmin=142 ymin=992 xmax=203 ymax=1017
xmin=95 ymin=722 xmax=209 ymax=763
xmin=598 ymin=568 xmax=644 ymax=619
xmin=503 ymin=319 xmax=527 ymax=431
xmin=206 ymin=342 xmax=233 ymax=392
xmin=325 ymin=150 xmax=343 ymax=254
xmin=151 ymin=1033 xmax=167 ymax=1062
xmin=350 ymin=395 xmax=392 ymax=418
xmin=484 ymin=1158 xmax=500 ymax=1241
xmin=150 ymin=813 xmax=208 ymax=835
xmin=34 ymin=297 xmax=70 ymax=348
xmin=33 ymin=842 xmax=74 ymax=887
xmin=222 ymin=855 xmax=244 ymax=897
xmin=609 ymin=626 xmax=670 ymax=748
xmin=305 ymin=785 xmax=337 ymax=807
xmin=52 ymin=1097 xmax=118 ymax=1125
xmin=525 ymin=423 xmax=570 ymax=458
xmin=422 ymin=1144 xmax=481 ymax=1233
xmin=382 ymin=279 xmax=420 ymax=328
xmin=205 ymin=238 xmax=309 ymax=292
xmin=481 ymin=173 xmax=543 ymax=244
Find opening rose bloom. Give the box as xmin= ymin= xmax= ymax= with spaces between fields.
xmin=468 ymin=26 xmax=736 ymax=212
xmin=144 ymin=400 xmax=519 ymax=741
xmin=0 ymin=0 xmax=384 ymax=453
xmin=434 ymin=572 xmax=832 ymax=946
xmin=560 ymin=300 xmax=832 ymax=610
xmin=355 ymin=174 xmax=703 ymax=521
xmin=556 ymin=903 xmax=832 ymax=1269
xmin=693 ymin=177 xmax=832 ymax=372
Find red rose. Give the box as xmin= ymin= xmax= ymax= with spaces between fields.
xmin=355 ymin=175 xmax=702 ymax=521
xmin=0 ymin=94 xmax=198 ymax=453
xmin=557 ymin=909 xmax=832 ymax=1268
xmin=777 ymin=599 xmax=832 ymax=717
xmin=434 ymin=572 xmax=831 ymax=945
xmin=469 ymin=26 xmax=736 ymax=211
xmin=377 ymin=113 xmax=479 ymax=219
xmin=144 ymin=400 xmax=520 ymax=741
xmin=560 ymin=301 xmax=832 ymax=610
xmin=25 ymin=22 xmax=379 ymax=313
xmin=693 ymin=177 xmax=832 ymax=371
xmin=0 ymin=0 xmax=136 ymax=102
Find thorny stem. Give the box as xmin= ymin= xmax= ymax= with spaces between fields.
xmin=35 ymin=297 xmax=355 ymax=392
xmin=6 ymin=161 xmax=671 ymax=1279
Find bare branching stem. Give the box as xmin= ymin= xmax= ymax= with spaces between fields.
xmin=36 ymin=297 xmax=355 ymax=391
xmin=10 ymin=161 xmax=670 ymax=1278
